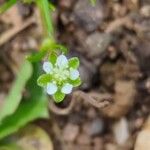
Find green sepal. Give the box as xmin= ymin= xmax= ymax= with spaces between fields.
xmin=53 ymin=91 xmax=65 ymax=103
xmin=69 ymin=77 xmax=81 ymax=87
xmin=37 ymin=74 xmax=52 ymax=87
xmin=48 ymin=53 xmax=57 ymax=65
xmin=69 ymin=57 xmax=80 ymax=69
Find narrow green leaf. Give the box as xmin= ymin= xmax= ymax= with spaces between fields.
xmin=53 ymin=91 xmax=65 ymax=103
xmin=0 ymin=61 xmax=32 ymax=123
xmin=69 ymin=57 xmax=79 ymax=69
xmin=37 ymin=74 xmax=51 ymax=87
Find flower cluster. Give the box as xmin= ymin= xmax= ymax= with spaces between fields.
xmin=37 ymin=54 xmax=81 ymax=102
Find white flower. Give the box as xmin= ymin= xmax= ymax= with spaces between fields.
xmin=38 ymin=54 xmax=81 ymax=102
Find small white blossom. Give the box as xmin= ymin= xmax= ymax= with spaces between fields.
xmin=38 ymin=54 xmax=81 ymax=102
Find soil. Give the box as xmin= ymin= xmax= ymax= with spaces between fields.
xmin=0 ymin=0 xmax=150 ymax=150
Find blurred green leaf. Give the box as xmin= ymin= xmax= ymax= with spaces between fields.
xmin=0 ymin=144 xmax=22 ymax=150
xmin=0 ymin=0 xmax=17 ymax=14
xmin=0 ymin=61 xmax=32 ymax=123
xmin=0 ymin=63 xmax=49 ymax=140
xmin=26 ymin=50 xmax=48 ymax=62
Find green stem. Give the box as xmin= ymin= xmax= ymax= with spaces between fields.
xmin=0 ymin=0 xmax=17 ymax=14
xmin=36 ymin=0 xmax=54 ymax=39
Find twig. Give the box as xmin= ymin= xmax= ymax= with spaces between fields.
xmin=0 ymin=17 xmax=36 ymax=46
xmin=49 ymin=90 xmax=112 ymax=115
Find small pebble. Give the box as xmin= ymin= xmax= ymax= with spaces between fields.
xmin=140 ymin=5 xmax=150 ymax=17
xmin=72 ymin=0 xmax=106 ymax=32
xmin=83 ymin=118 xmax=104 ymax=136
xmin=62 ymin=124 xmax=79 ymax=142
xmin=77 ymin=133 xmax=91 ymax=145
xmin=84 ymin=32 xmax=112 ymax=58
xmin=93 ymin=137 xmax=104 ymax=150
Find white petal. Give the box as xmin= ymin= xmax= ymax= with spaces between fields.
xmin=70 ymin=69 xmax=79 ymax=80
xmin=47 ymin=83 xmax=57 ymax=95
xmin=43 ymin=62 xmax=53 ymax=73
xmin=61 ymin=83 xmax=73 ymax=94
xmin=56 ymin=55 xmax=68 ymax=68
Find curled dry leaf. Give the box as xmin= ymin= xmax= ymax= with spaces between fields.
xmin=49 ymin=90 xmax=112 ymax=115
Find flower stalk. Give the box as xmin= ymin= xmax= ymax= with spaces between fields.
xmin=29 ymin=0 xmax=81 ymax=102
xmin=36 ymin=0 xmax=54 ymax=39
